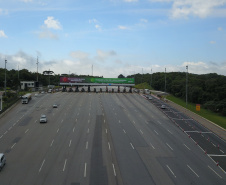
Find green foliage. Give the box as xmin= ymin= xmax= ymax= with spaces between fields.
xmin=134 ymin=82 xmax=153 ymax=90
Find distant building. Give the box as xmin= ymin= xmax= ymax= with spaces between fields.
xmin=20 ymin=81 xmax=41 ymax=91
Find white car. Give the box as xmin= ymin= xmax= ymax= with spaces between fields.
xmin=53 ymin=104 xmax=58 ymax=108
xmin=148 ymin=96 xmax=153 ymax=100
xmin=40 ymin=114 xmax=47 ymax=123
xmin=161 ymin=105 xmax=166 ymax=109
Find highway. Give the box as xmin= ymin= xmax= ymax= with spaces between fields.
xmin=0 ymin=91 xmax=225 ymax=185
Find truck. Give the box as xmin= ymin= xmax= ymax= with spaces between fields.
xmin=21 ymin=93 xmax=32 ymax=104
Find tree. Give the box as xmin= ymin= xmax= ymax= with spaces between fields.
xmin=118 ymin=74 xmax=125 ymax=78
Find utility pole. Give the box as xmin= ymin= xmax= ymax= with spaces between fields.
xmin=36 ymin=56 xmax=39 ymax=82
xmin=151 ymin=68 xmax=152 ymax=87
xmin=92 ymin=64 xmax=93 ymax=76
xmin=18 ymin=64 xmax=20 ymax=92
xmin=186 ymin=65 xmax=188 ymax=107
xmin=164 ymin=68 xmax=166 ymax=92
xmin=4 ymin=59 xmax=7 ymax=96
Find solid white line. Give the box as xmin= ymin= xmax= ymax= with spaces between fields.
xmin=208 ymin=166 xmax=222 ymax=178
xmin=84 ymin=163 xmax=87 ymax=177
xmin=208 ymin=154 xmax=226 ymax=157
xmin=63 ymin=159 xmax=67 ymax=171
xmin=69 ymin=140 xmax=72 ymax=147
xmin=130 ymin=143 xmax=134 ymax=149
xmin=112 ymin=163 xmax=116 ymax=176
xmin=166 ymin=143 xmax=173 ymax=151
xmin=183 ymin=144 xmax=191 ymax=150
xmin=25 ymin=129 xmax=29 ymax=133
xmin=187 ymin=165 xmax=199 ymax=177
xmin=140 ymin=129 xmax=143 ymax=134
xmin=154 ymin=130 xmax=159 ymax=135
xmin=150 ymin=142 xmax=155 ymax=149
xmin=50 ymin=139 xmax=54 ymax=147
xmin=123 ymin=129 xmax=126 ymax=134
xmin=11 ymin=143 xmax=16 ymax=149
xmin=167 ymin=130 xmax=173 ymax=134
xmin=166 ymin=165 xmax=176 ymax=178
xmin=39 ymin=159 xmax=45 ymax=172
xmin=108 ymin=142 xmax=111 ymax=150
xmin=86 ymin=141 xmax=88 ymax=149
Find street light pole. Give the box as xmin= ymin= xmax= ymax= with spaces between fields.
xmin=186 ymin=65 xmax=188 ymax=107
xmin=165 ymin=68 xmax=166 ymax=92
xmin=4 ymin=59 xmax=7 ymax=96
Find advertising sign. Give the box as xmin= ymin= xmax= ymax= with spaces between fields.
xmin=60 ymin=77 xmax=134 ymax=84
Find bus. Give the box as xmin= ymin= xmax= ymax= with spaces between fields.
xmin=21 ymin=93 xmax=32 ymax=104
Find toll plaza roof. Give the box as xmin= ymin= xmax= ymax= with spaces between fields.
xmin=60 ymin=83 xmax=135 ymax=86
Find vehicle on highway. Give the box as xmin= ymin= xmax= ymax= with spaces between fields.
xmin=161 ymin=105 xmax=166 ymax=109
xmin=0 ymin=153 xmax=6 ymax=171
xmin=21 ymin=93 xmax=32 ymax=104
xmin=148 ymin=96 xmax=153 ymax=100
xmin=53 ymin=104 xmax=58 ymax=108
xmin=35 ymin=93 xmax=38 ymax=97
xmin=48 ymin=89 xmax=52 ymax=93
xmin=40 ymin=114 xmax=47 ymax=123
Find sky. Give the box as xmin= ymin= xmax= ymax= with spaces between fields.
xmin=0 ymin=0 xmax=226 ymax=78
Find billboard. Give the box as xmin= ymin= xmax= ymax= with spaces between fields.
xmin=60 ymin=77 xmax=134 ymax=84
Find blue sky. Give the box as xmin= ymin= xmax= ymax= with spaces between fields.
xmin=0 ymin=0 xmax=226 ymax=77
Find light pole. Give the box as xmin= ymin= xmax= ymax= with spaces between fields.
xmin=151 ymin=68 xmax=152 ymax=87
xmin=4 ymin=59 xmax=7 ymax=96
xmin=164 ymin=68 xmax=166 ymax=92
xmin=186 ymin=65 xmax=188 ymax=107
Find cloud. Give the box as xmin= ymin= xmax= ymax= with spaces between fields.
xmin=124 ymin=0 xmax=139 ymax=2
xmin=38 ymin=30 xmax=58 ymax=40
xmin=210 ymin=41 xmax=216 ymax=44
xmin=70 ymin=51 xmax=90 ymax=59
xmin=149 ymin=0 xmax=226 ymax=19
xmin=96 ymin=50 xmax=116 ymax=59
xmin=118 ymin=25 xmax=129 ymax=30
xmin=0 ymin=30 xmax=7 ymax=38
xmin=95 ymin=24 xmax=101 ymax=30
xmin=44 ymin=16 xmax=62 ymax=30
xmin=140 ymin=19 xmax=148 ymax=23
xmin=218 ymin=27 xmax=223 ymax=31
xmin=20 ymin=0 xmax=33 ymax=2
xmin=89 ymin=19 xmax=98 ymax=24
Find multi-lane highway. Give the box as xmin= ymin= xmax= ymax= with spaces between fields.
xmin=0 ymin=91 xmax=225 ymax=185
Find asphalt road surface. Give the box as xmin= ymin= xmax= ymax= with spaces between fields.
xmin=0 ymin=91 xmax=225 ymax=185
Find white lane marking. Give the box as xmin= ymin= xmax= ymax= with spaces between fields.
xmin=50 ymin=139 xmax=54 ymax=147
xmin=61 ymin=119 xmax=63 ymax=123
xmin=187 ymin=165 xmax=199 ymax=177
xmin=123 ymin=129 xmax=126 ymax=134
xmin=166 ymin=143 xmax=173 ymax=151
xmin=35 ymin=120 xmax=37 ymax=123
xmin=115 ymin=113 xmax=117 ymax=115
xmin=57 ymin=128 xmax=59 ymax=133
xmin=11 ymin=143 xmax=16 ymax=149
xmin=25 ymin=129 xmax=29 ymax=133
xmin=166 ymin=165 xmax=176 ymax=178
xmin=150 ymin=142 xmax=155 ymax=149
xmin=130 ymin=143 xmax=134 ymax=149
xmin=87 ymin=128 xmax=89 ymax=133
xmin=105 ymin=129 xmax=108 ymax=134
xmin=4 ymin=131 xmax=8 ymax=135
xmin=140 ymin=130 xmax=143 ymax=134
xmin=220 ymin=149 xmax=224 ymax=154
xmin=208 ymin=154 xmax=226 ymax=157
xmin=104 ymin=120 xmax=105 ymax=123
xmin=158 ymin=121 xmax=162 ymax=124
xmin=77 ymin=113 xmax=79 ymax=116
xmin=208 ymin=166 xmax=222 ymax=178
xmin=73 ymin=127 xmax=75 ymax=132
xmin=88 ymin=120 xmax=90 ymax=123
xmin=108 ymin=142 xmax=111 ymax=150
xmin=167 ymin=130 xmax=173 ymax=134
xmin=86 ymin=141 xmax=88 ymax=149
xmin=154 ymin=130 xmax=159 ymax=135
xmin=13 ymin=123 xmax=16 ymax=126
xmin=89 ymin=113 xmax=90 ymax=116
xmin=69 ymin=140 xmax=72 ymax=147
xmin=63 ymin=159 xmax=67 ymax=171
xmin=76 ymin=118 xmax=77 ymax=122
xmin=133 ymin=121 xmax=135 ymax=124
xmin=0 ymin=135 xmax=3 ymax=139
xmin=145 ymin=120 xmax=148 ymax=124
xmin=9 ymin=127 xmax=12 ymax=130
xmin=84 ymin=163 xmax=87 ymax=177
xmin=112 ymin=163 xmax=116 ymax=176
xmin=183 ymin=144 xmax=191 ymax=150
xmin=119 ymin=120 xmax=121 ymax=123
xmin=39 ymin=159 xmax=45 ymax=172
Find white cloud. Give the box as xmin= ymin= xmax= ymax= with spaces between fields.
xmin=140 ymin=19 xmax=148 ymax=23
xmin=38 ymin=30 xmax=58 ymax=40
xmin=118 ymin=25 xmax=129 ymax=30
xmin=96 ymin=50 xmax=116 ymax=59
xmin=95 ymin=24 xmax=101 ymax=30
xmin=210 ymin=41 xmax=216 ymax=44
xmin=149 ymin=0 xmax=226 ymax=18
xmin=44 ymin=16 xmax=62 ymax=30
xmin=124 ymin=0 xmax=138 ymax=2
xmin=0 ymin=30 xmax=7 ymax=38
xmin=218 ymin=27 xmax=223 ymax=31
xmin=70 ymin=51 xmax=90 ymax=59
xmin=20 ymin=0 xmax=33 ymax=2
xmin=89 ymin=19 xmax=98 ymax=23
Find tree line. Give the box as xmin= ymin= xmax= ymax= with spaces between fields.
xmin=127 ymin=72 xmax=226 ymax=116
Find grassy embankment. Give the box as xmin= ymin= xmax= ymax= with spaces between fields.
xmin=166 ymin=95 xmax=226 ymax=130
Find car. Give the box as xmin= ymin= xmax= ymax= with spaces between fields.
xmin=40 ymin=114 xmax=47 ymax=123
xmin=35 ymin=93 xmax=38 ymax=97
xmin=53 ymin=104 xmax=58 ymax=108
xmin=161 ymin=105 xmax=166 ymax=109
xmin=148 ymin=96 xmax=153 ymax=100
xmin=0 ymin=153 xmax=6 ymax=171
